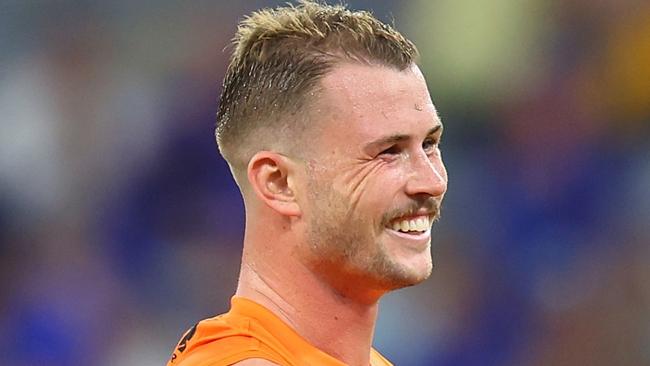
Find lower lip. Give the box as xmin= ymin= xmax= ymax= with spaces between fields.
xmin=385 ymin=228 xmax=431 ymax=250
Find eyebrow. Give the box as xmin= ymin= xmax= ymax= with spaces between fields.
xmin=363 ymin=125 xmax=442 ymax=151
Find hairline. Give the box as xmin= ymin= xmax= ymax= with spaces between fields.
xmin=229 ymin=59 xmax=419 ymax=191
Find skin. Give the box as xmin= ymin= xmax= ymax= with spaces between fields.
xmin=235 ymin=62 xmax=447 ymax=366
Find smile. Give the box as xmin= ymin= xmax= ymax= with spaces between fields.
xmin=386 ymin=214 xmax=433 ymax=234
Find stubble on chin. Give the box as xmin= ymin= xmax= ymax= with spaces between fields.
xmin=304 ymin=208 xmax=432 ymax=293
xmin=303 ymin=174 xmax=435 ymax=293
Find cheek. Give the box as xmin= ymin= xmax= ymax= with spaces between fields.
xmin=336 ymin=162 xmax=407 ymax=223
xmin=331 ymin=161 xmax=387 ymax=210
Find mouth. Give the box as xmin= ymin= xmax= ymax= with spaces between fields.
xmin=385 ymin=213 xmax=434 ymax=236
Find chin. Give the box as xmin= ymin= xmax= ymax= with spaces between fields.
xmin=374 ymin=255 xmax=433 ymax=290
xmin=400 ymin=263 xmax=433 ymax=287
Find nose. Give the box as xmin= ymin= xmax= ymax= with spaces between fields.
xmin=405 ymin=151 xmax=447 ymax=198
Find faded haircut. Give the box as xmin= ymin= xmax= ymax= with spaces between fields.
xmin=216 ymin=0 xmax=419 ymax=176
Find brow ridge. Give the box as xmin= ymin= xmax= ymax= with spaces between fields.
xmin=364 ymin=125 xmax=441 ymax=150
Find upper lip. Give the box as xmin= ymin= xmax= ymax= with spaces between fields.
xmin=386 ymin=209 xmax=436 ymax=225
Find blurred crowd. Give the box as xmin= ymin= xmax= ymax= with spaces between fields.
xmin=1 ymin=1 xmax=648 ymax=365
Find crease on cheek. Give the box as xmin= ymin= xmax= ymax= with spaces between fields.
xmin=333 ymin=160 xmax=385 ymax=218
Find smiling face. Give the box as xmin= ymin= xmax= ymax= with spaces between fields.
xmin=296 ymin=63 xmax=448 ymax=298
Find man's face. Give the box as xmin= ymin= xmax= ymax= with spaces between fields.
xmin=297 ymin=63 xmax=448 ymax=296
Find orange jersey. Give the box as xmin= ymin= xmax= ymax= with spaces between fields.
xmin=167 ymin=297 xmax=394 ymax=366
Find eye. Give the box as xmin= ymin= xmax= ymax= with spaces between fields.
xmin=378 ymin=145 xmax=401 ymax=156
xmin=422 ymin=137 xmax=439 ymax=154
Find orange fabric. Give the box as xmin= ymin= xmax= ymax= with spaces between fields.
xmin=167 ymin=297 xmax=393 ymax=366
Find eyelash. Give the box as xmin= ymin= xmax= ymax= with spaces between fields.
xmin=423 ymin=137 xmax=440 ymax=152
xmin=378 ymin=137 xmax=440 ymax=157
xmin=379 ymin=145 xmax=401 ymax=156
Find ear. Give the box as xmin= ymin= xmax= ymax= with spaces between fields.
xmin=247 ymin=151 xmax=302 ymax=217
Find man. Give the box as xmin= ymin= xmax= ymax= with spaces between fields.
xmin=167 ymin=1 xmax=447 ymax=365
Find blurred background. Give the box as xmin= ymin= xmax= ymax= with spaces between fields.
xmin=1 ymin=0 xmax=649 ymax=365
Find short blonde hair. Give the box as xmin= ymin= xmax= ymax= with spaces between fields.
xmin=216 ymin=0 xmax=419 ymax=171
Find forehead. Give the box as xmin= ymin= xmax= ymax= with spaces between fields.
xmin=313 ymin=63 xmax=440 ymax=147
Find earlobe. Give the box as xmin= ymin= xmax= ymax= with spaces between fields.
xmin=247 ymin=152 xmax=302 ymax=217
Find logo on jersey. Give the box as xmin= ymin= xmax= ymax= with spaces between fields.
xmin=169 ymin=323 xmax=198 ymax=363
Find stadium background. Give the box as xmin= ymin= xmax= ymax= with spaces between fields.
xmin=1 ymin=1 xmax=649 ymax=365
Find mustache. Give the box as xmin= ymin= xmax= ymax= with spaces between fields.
xmin=381 ymin=198 xmax=442 ymax=225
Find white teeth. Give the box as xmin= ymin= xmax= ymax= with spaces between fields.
xmin=400 ymin=220 xmax=409 ymax=232
xmin=390 ymin=216 xmax=430 ymax=233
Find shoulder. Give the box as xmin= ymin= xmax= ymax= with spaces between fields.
xmin=370 ymin=348 xmax=394 ymax=366
xmin=231 ymin=359 xmax=282 ymax=366
xmin=168 ymin=322 xmax=286 ymax=366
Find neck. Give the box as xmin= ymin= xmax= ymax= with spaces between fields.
xmin=236 ymin=252 xmax=380 ymax=366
